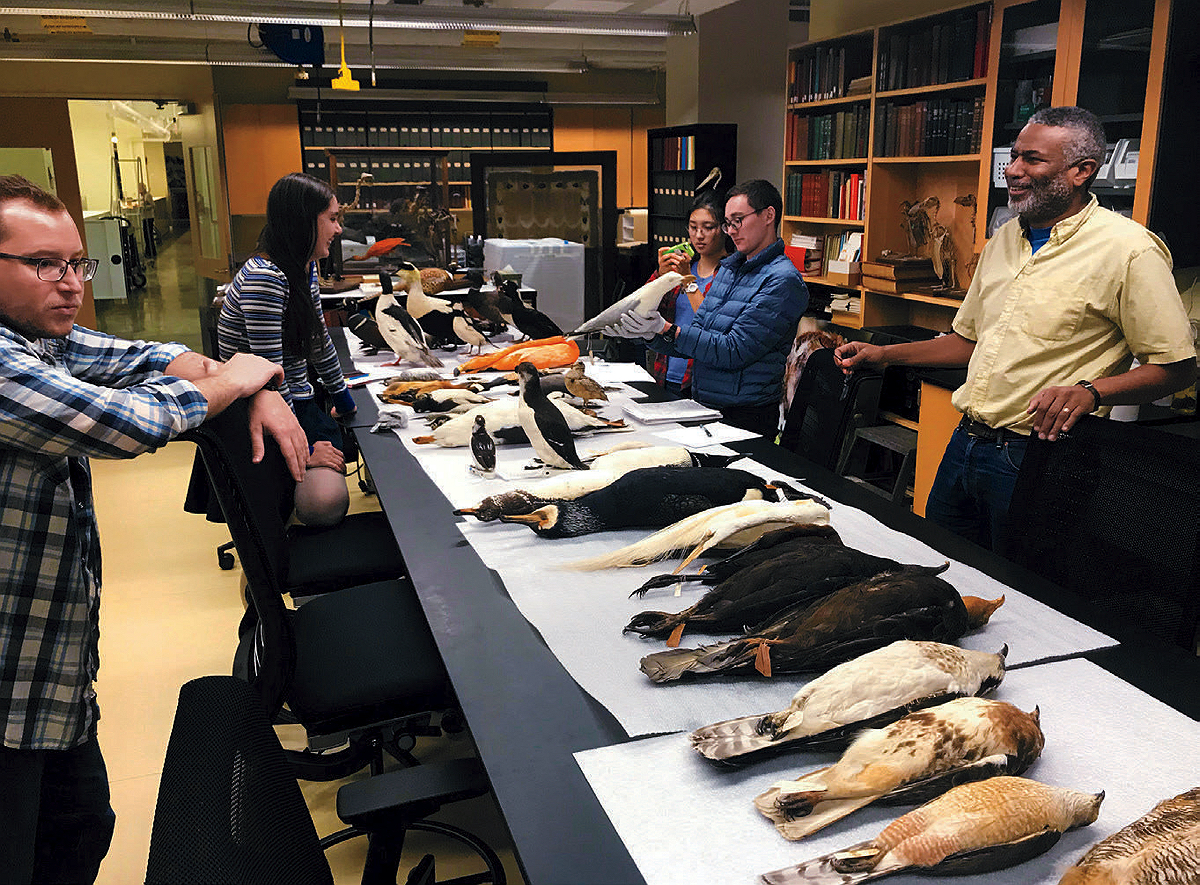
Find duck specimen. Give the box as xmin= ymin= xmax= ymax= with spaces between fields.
xmin=465 ymin=284 xmax=508 ymax=328
xmin=563 ymin=362 xmax=608 ymax=406
xmin=639 ymin=565 xmax=1003 ymax=683
xmin=412 ymin=396 xmax=623 ymax=447
xmin=374 ymin=279 xmax=444 ymax=368
xmin=470 ymin=415 xmax=496 ymax=476
xmin=395 ymin=262 xmax=457 ymax=345
xmin=691 ymin=641 xmax=1008 ymax=765
xmin=563 ymin=498 xmax=832 ymax=571
xmin=515 ymin=360 xmax=588 ymax=470
xmin=1059 ymin=786 xmax=1200 ymax=885
xmin=450 ymin=300 xmax=490 ymax=354
xmin=625 ymin=526 xmax=899 ymax=646
xmin=755 ymin=697 xmax=1045 ymax=840
xmin=570 ymin=272 xmax=696 ymax=336
xmin=495 ymin=277 xmax=563 ymax=339
xmin=498 ymin=466 xmax=777 ymax=538
xmin=761 ymin=777 xmax=1102 ymax=884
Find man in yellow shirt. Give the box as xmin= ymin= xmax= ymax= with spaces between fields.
xmin=835 ymin=106 xmax=1196 ymax=550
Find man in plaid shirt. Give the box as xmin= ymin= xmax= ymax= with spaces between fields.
xmin=0 ymin=175 xmax=310 ymax=884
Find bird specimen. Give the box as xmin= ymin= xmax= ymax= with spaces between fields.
xmin=346 ymin=310 xmax=389 ymax=354
xmin=625 ymin=526 xmax=900 ymax=647
xmin=419 ymin=266 xmax=452 ymax=295
xmin=470 ymin=415 xmax=496 ymax=477
xmin=515 ymin=360 xmax=588 ymax=470
xmin=380 ymin=367 xmax=445 ymax=382
xmin=761 ymin=777 xmax=1103 ymax=885
xmin=755 ymin=697 xmax=1045 ymax=840
xmin=376 ymin=379 xmax=476 ymax=403
xmin=692 ymin=641 xmax=1008 ymax=765
xmin=412 ymin=396 xmax=623 ymax=447
xmin=570 ymin=271 xmax=695 ymax=336
xmin=374 ymin=279 xmax=443 ymax=368
xmin=449 ymin=300 xmax=490 ymax=354
xmin=350 ymin=236 xmax=409 ymax=262
xmin=638 ymin=565 xmax=1003 ymax=683
xmin=1059 ymin=786 xmax=1200 ymax=885
xmin=563 ymin=362 xmax=608 ymax=406
xmin=394 ymin=262 xmax=458 ymax=345
xmin=495 ymin=278 xmax=563 ymax=340
xmin=497 ymin=466 xmax=778 ymax=538
xmin=564 ymin=498 xmax=832 ymax=572
xmin=457 ymin=335 xmax=580 ymax=373
xmin=465 ymin=284 xmax=508 ymax=328
xmin=408 ymin=388 xmax=491 ymax=413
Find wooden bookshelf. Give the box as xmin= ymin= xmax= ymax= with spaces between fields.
xmin=646 ymin=123 xmax=736 ymax=252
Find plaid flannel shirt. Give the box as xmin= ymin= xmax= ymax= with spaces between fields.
xmin=0 ymin=324 xmax=207 ymax=750
xmin=644 ymin=273 xmax=693 ymax=389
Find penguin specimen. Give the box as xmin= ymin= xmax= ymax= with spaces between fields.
xmin=450 ymin=300 xmax=490 ymax=354
xmin=1059 ymin=787 xmax=1200 ymax=885
xmin=638 ymin=565 xmax=1004 ymax=683
xmin=497 ymin=466 xmax=778 ymax=538
xmin=760 ymin=777 xmax=1103 ymax=885
xmin=564 ymin=498 xmax=833 ymax=571
xmin=470 ymin=415 xmax=496 ymax=476
xmin=570 ymin=272 xmax=696 ymax=336
xmin=412 ymin=396 xmax=624 ymax=447
xmin=563 ymin=362 xmax=608 ymax=406
xmin=625 ymin=526 xmax=901 ymax=646
xmin=690 ymin=641 xmax=1008 ymax=765
xmin=755 ymin=697 xmax=1045 ymax=840
xmin=374 ymin=281 xmax=444 ymax=368
xmin=515 ymin=360 xmax=588 ymax=470
xmin=495 ymin=278 xmax=563 ymax=339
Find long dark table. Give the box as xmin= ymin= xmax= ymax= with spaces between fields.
xmin=336 ymin=334 xmax=1200 ymax=883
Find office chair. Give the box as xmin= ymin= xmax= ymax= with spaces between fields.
xmin=181 ymin=400 xmax=458 ymax=781
xmin=1004 ymin=414 xmax=1200 ymax=651
xmin=146 ymin=676 xmax=505 ymax=885
xmin=778 ymin=346 xmax=884 ymax=471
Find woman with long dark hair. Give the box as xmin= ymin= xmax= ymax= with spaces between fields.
xmin=218 ymin=172 xmax=356 ymax=525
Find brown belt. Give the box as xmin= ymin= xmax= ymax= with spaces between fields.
xmin=957 ymin=416 xmax=1028 ymax=441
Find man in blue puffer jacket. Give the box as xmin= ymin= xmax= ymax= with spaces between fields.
xmin=611 ymin=179 xmax=808 ymax=437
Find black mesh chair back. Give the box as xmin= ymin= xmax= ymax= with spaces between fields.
xmin=145 ymin=675 xmax=334 ymax=885
xmin=779 ymin=347 xmax=884 ymax=470
xmin=1004 ymin=415 xmax=1200 ymax=650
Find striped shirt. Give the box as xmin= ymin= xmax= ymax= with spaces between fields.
xmin=0 ymin=324 xmax=207 ymax=749
xmin=217 ymin=257 xmax=349 ymax=408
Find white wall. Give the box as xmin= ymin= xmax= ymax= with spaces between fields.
xmin=67 ymin=100 xmax=159 ymax=213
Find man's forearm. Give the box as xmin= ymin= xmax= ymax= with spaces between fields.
xmin=1092 ymin=358 xmax=1198 ymax=405
xmin=880 ymin=332 xmax=976 ymax=368
xmin=165 ymin=351 xmax=221 ymax=380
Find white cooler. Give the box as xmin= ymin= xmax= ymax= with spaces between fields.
xmin=483 ymin=237 xmax=585 ymax=332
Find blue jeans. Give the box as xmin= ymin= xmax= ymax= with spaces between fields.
xmin=0 ymin=736 xmax=115 ymax=884
xmin=925 ymin=426 xmax=1029 ymax=552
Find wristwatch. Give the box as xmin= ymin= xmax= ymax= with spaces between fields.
xmin=1075 ymin=379 xmax=1102 ymax=410
xmin=661 ymin=323 xmax=679 ymax=344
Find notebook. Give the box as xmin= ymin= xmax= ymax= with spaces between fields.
xmin=622 ymin=399 xmax=722 ymax=425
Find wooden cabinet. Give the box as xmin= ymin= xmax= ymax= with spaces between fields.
xmin=646 ymin=123 xmax=736 ymax=253
xmin=221 ymin=104 xmax=301 ymax=216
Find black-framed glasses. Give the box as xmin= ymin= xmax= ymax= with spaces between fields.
xmin=721 ymin=207 xmax=765 ymax=233
xmin=0 ymin=252 xmax=99 ymax=282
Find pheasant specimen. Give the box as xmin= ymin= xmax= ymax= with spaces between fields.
xmin=1059 ymin=786 xmax=1200 ymax=885
xmin=639 ymin=565 xmax=1004 ymax=683
xmin=761 ymin=777 xmax=1103 ymax=884
xmin=755 ymin=697 xmax=1045 ymax=840
xmin=690 ymin=640 xmax=1008 ymax=765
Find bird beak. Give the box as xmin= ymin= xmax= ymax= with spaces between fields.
xmin=498 ymin=506 xmax=555 ymax=530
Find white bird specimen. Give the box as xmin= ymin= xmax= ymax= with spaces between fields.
xmin=374 ymin=285 xmax=443 ymax=368
xmin=450 ymin=300 xmax=490 ymax=354
xmin=755 ymin=697 xmax=1045 ymax=840
xmin=412 ymin=396 xmax=622 ymax=447
xmin=690 ymin=640 xmax=1008 ymax=764
xmin=563 ymin=498 xmax=831 ymax=570
xmin=570 ymin=272 xmax=695 ymax=336
xmin=394 ymin=262 xmax=453 ymax=321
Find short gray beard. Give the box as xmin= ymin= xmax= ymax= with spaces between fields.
xmin=1008 ymin=173 xmax=1075 ymax=225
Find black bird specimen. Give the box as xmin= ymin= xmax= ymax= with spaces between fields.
xmin=495 ymin=277 xmax=563 ymax=340
xmin=626 ymin=525 xmax=899 ymax=647
xmin=346 ymin=310 xmax=389 ymax=354
xmin=515 ymin=360 xmax=588 ymax=470
xmin=498 ymin=466 xmax=777 ymax=538
xmin=639 ymin=565 xmax=1004 ymax=684
xmin=465 ymin=284 xmax=508 ymax=328
xmin=470 ymin=415 xmax=496 ymax=475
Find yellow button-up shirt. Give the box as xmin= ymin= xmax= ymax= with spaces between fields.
xmin=951 ymin=196 xmax=1194 ymax=433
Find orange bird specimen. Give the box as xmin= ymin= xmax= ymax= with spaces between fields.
xmin=351 ymin=237 xmax=409 ymax=260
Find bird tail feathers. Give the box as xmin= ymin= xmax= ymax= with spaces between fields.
xmin=639 ymin=640 xmax=743 ymax=683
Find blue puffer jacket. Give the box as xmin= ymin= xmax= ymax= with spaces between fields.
xmin=649 ymin=239 xmax=807 ymax=407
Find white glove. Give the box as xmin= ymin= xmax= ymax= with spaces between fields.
xmin=606 ymin=309 xmax=665 ymax=340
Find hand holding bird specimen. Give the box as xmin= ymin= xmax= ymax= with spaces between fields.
xmin=570 ymin=272 xmax=694 ymax=336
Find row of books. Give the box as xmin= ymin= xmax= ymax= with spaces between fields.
xmin=300 ymin=119 xmax=552 ymax=149
xmin=787 ymin=104 xmax=870 ymax=161
xmin=874 ymin=96 xmax=985 ymax=158
xmin=318 ymin=155 xmax=446 ymax=185
xmin=787 ymin=41 xmax=873 ymax=104
xmin=650 ymin=180 xmax=700 ymax=219
xmin=787 ymin=231 xmax=863 ymax=278
xmin=651 ymin=135 xmax=697 ymax=172
xmin=829 ymin=293 xmax=862 ymax=314
xmin=861 ymin=257 xmax=941 ymax=294
xmin=785 ymin=170 xmax=866 ymax=221
xmin=876 ymin=5 xmax=990 ymax=92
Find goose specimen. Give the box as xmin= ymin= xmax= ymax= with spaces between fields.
xmin=570 ymin=272 xmax=696 ymax=336
xmin=564 ymin=498 xmax=832 ymax=571
xmin=755 ymin=697 xmax=1045 ymax=840
xmin=761 ymin=777 xmax=1103 ymax=885
xmin=498 ymin=467 xmax=777 ymax=538
xmin=691 ymin=641 xmax=1008 ymax=765
xmin=1059 ymin=786 xmax=1200 ymax=885
xmin=412 ymin=396 xmax=623 ymax=447
xmin=515 ymin=360 xmax=587 ymax=470
xmin=495 ymin=278 xmax=563 ymax=340
xmin=626 ymin=526 xmax=900 ymax=647
xmin=374 ymin=279 xmax=444 ymax=368
xmin=639 ymin=565 xmax=1004 ymax=683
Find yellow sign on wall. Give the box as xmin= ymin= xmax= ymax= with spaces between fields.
xmin=41 ymin=16 xmax=92 ymax=34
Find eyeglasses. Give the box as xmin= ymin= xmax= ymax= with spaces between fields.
xmin=0 ymin=252 xmax=99 ymax=282
xmin=688 ymin=222 xmax=720 ymax=235
xmin=721 ymin=207 xmax=765 ymax=233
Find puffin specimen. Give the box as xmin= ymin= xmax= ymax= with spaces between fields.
xmin=638 ymin=565 xmax=1004 ymax=683
xmin=570 ymin=271 xmax=695 ymax=336
xmin=761 ymin=777 xmax=1103 ymax=885
xmin=625 ymin=525 xmax=900 ymax=646
xmin=690 ymin=640 xmax=1008 ymax=765
xmin=563 ymin=362 xmax=608 ymax=406
xmin=470 ymin=415 xmax=496 ymax=476
xmin=564 ymin=498 xmax=832 ymax=571
xmin=515 ymin=360 xmax=588 ymax=470
xmin=412 ymin=396 xmax=623 ymax=447
xmin=1060 ymin=786 xmax=1200 ymax=885
xmin=495 ymin=278 xmax=563 ymax=340
xmin=374 ymin=278 xmax=444 ymax=368
xmin=755 ymin=697 xmax=1045 ymax=840
xmin=497 ymin=466 xmax=777 ymax=538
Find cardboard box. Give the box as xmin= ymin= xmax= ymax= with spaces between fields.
xmin=825 ymin=260 xmax=861 ymax=287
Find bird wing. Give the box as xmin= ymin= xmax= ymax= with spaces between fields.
xmin=570 ymin=272 xmax=688 ymax=335
xmin=531 ymin=402 xmax=585 ymax=468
